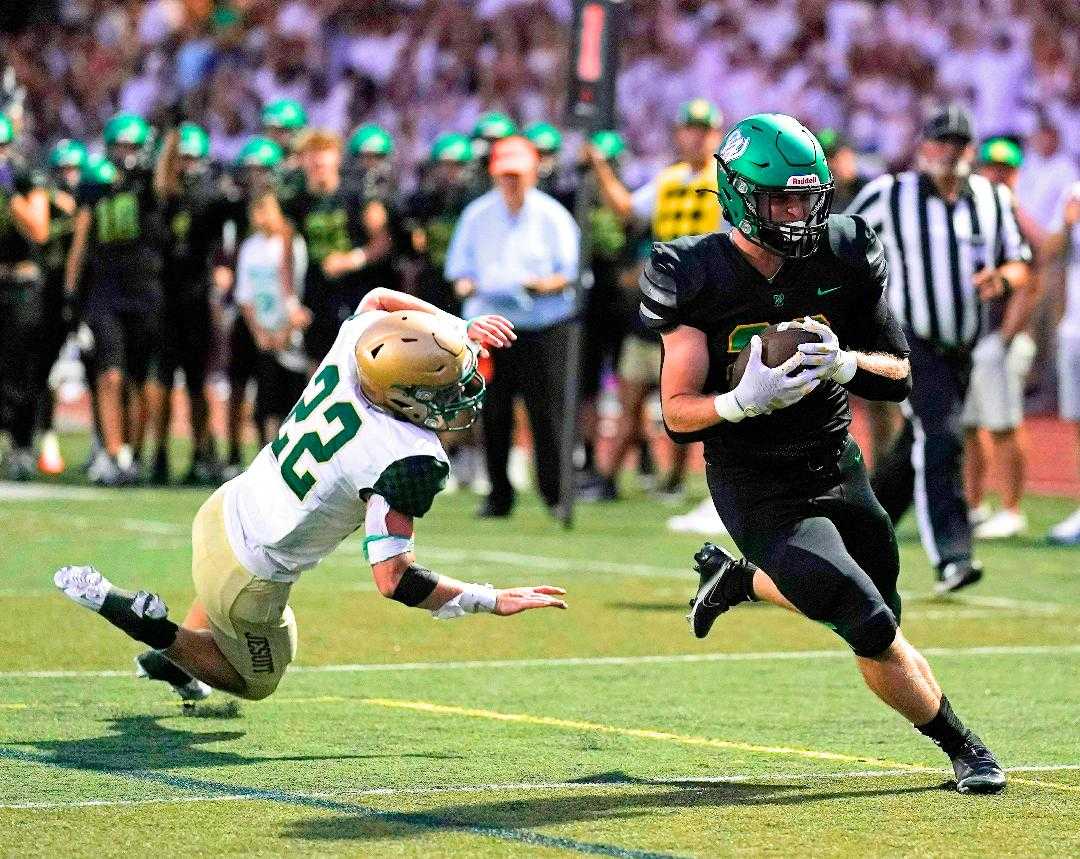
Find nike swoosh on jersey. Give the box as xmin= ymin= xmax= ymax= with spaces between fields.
xmin=817 ymin=286 xmax=842 ymax=295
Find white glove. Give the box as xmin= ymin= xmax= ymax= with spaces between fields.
xmin=785 ymin=317 xmax=858 ymax=384
xmin=714 ymin=335 xmax=827 ymax=423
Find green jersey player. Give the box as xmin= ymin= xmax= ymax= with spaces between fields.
xmin=648 ymin=113 xmax=1006 ymax=794
xmin=55 ymin=289 xmax=565 ymax=704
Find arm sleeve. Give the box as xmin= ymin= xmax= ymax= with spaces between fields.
xmin=638 ymin=241 xmax=697 ymax=333
xmin=371 ymin=455 xmax=450 ymax=518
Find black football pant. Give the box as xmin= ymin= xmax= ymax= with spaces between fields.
xmin=157 ymin=286 xmax=211 ymax=395
xmin=707 ymin=437 xmax=901 ymax=657
xmin=871 ymin=332 xmax=973 ymax=576
xmin=482 ymin=321 xmax=571 ymax=510
xmin=0 ymin=274 xmax=44 ymax=448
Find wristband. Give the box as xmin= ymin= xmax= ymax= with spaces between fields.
xmin=713 ymin=392 xmax=746 ymax=423
xmin=352 ymin=248 xmax=368 ymax=269
xmin=834 ymin=350 xmax=858 ymax=385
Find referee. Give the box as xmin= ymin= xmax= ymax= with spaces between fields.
xmin=849 ymin=105 xmax=1033 ymax=593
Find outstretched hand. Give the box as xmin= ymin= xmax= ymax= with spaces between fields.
xmin=494 ymin=585 xmax=567 ymax=616
xmin=466 ymin=315 xmax=517 ymax=357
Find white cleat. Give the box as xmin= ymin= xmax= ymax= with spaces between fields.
xmin=667 ymin=497 xmax=729 ymax=535
xmin=974 ymin=510 xmax=1027 ymax=541
xmin=53 ymin=565 xmax=111 ymax=612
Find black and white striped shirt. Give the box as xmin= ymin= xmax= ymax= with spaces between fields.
xmin=846 ymin=171 xmax=1031 ymax=349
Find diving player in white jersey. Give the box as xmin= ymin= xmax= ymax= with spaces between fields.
xmin=54 ymin=288 xmax=567 ymax=703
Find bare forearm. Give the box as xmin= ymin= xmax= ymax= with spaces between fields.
xmin=855 ymin=352 xmax=909 ymax=380
xmin=64 ymin=210 xmax=91 ymax=295
xmin=358 ymin=287 xmax=456 ymax=320
xmin=525 ymin=273 xmax=569 ymax=294
xmin=663 ymin=392 xmax=723 ymax=434
xmin=153 ymin=129 xmax=181 ymax=199
xmin=1042 ymin=227 xmax=1070 ymax=261
xmin=999 ymin=260 xmax=1031 ymax=293
xmin=1001 ymin=282 xmax=1041 ymax=343
xmin=11 ymin=190 xmax=49 ymax=244
xmin=592 ymin=159 xmax=632 ymax=221
xmin=843 ymin=353 xmax=911 ymax=402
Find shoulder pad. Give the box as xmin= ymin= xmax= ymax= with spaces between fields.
xmin=827 ymin=214 xmax=885 ymax=276
xmin=372 ymin=455 xmax=449 ymax=518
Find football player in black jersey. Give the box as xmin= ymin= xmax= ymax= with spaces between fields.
xmin=65 ymin=113 xmax=167 ymax=485
xmin=152 ymin=122 xmax=241 ymax=485
xmin=0 ymin=115 xmax=49 ymax=480
xmin=642 ymin=113 xmax=1005 ymax=795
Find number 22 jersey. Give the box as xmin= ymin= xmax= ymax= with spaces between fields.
xmin=222 ymin=311 xmax=450 ymax=582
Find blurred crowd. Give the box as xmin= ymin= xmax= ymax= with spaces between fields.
xmin=0 ymin=0 xmax=1079 ymax=541
xmin=2 ymin=1 xmax=1079 ymax=187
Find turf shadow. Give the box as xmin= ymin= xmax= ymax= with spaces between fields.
xmin=5 ymin=714 xmax=460 ymax=772
xmin=281 ymin=776 xmax=940 ymax=844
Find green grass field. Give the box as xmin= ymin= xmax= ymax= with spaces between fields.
xmin=2 ymin=436 xmax=1079 ymax=857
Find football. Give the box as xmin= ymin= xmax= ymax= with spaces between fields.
xmin=728 ymin=323 xmax=823 ymax=389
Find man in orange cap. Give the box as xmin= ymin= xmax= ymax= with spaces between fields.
xmin=445 ymin=136 xmax=581 ymax=518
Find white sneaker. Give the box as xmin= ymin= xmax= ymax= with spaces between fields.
xmin=1048 ymin=508 xmax=1080 ymax=545
xmin=508 ymin=446 xmax=530 ymax=491
xmin=974 ymin=509 xmax=1027 ymax=540
xmin=667 ymin=497 xmax=729 ymax=535
xmin=968 ymin=503 xmax=993 ymax=526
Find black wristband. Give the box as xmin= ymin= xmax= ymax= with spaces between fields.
xmin=391 ymin=563 xmax=440 ymax=607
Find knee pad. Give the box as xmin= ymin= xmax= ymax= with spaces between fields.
xmin=847 ymin=604 xmax=898 ymax=658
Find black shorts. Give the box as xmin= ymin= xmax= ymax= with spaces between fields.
xmin=157 ymin=286 xmax=211 ymax=390
xmin=83 ymin=275 xmax=163 ymax=383
xmin=707 ymin=436 xmax=901 ymax=657
xmin=254 ymin=354 xmax=307 ymax=423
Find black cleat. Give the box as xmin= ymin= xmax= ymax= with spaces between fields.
xmin=950 ymin=737 xmax=1006 ymax=794
xmin=686 ymin=542 xmax=754 ymax=639
xmin=935 ymin=559 xmax=984 ymax=595
xmin=135 ymin=649 xmax=212 ymax=704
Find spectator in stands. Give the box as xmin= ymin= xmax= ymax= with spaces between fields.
xmin=445 ymin=135 xmax=579 ymax=518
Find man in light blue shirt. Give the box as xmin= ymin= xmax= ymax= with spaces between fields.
xmin=445 ymin=136 xmax=580 ymax=518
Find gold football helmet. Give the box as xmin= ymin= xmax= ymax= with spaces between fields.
xmin=354 ymin=311 xmax=484 ymax=431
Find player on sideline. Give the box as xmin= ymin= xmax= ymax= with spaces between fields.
xmin=55 ymin=289 xmax=566 ymax=703
xmin=646 ymin=114 xmax=1005 ymax=794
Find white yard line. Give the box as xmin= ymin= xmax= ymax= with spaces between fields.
xmin=4 ymin=643 xmax=1079 ymax=681
xmin=4 ymin=764 xmax=1077 ymax=811
xmin=0 ymin=483 xmax=111 ymax=502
